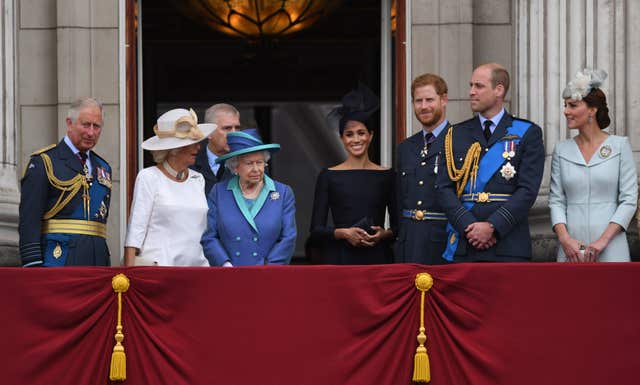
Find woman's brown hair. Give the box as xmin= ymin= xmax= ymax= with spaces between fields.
xmin=582 ymin=88 xmax=611 ymax=129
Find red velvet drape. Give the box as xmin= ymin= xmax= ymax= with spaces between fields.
xmin=1 ymin=263 xmax=638 ymax=385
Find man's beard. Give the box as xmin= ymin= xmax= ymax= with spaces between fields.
xmin=415 ymin=108 xmax=443 ymax=127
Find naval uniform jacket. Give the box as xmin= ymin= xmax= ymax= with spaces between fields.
xmin=395 ymin=129 xmax=448 ymax=264
xmin=436 ymin=113 xmax=544 ymax=262
xmin=19 ymin=140 xmax=112 ymax=267
xmin=201 ymin=175 xmax=297 ymax=266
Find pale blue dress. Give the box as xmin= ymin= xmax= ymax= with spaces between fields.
xmin=549 ymin=135 xmax=638 ymax=262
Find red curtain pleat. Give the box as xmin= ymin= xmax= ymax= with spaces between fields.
xmin=1 ymin=263 xmax=638 ymax=385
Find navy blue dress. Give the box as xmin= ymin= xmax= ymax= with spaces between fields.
xmin=310 ymin=168 xmax=397 ymax=265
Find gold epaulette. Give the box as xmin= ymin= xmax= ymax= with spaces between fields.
xmin=30 ymin=143 xmax=56 ymax=156
xmin=22 ymin=144 xmax=57 ymax=179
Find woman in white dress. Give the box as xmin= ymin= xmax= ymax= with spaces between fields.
xmin=124 ymin=108 xmax=216 ymax=266
xmin=549 ymin=69 xmax=638 ymax=262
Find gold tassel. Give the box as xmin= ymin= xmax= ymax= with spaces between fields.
xmin=413 ymin=273 xmax=434 ymax=383
xmin=110 ymin=274 xmax=130 ymax=382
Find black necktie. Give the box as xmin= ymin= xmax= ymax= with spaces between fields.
xmin=77 ymin=152 xmax=87 ymax=165
xmin=420 ymin=133 xmax=435 ymax=157
xmin=77 ymin=152 xmax=90 ymax=178
xmin=215 ymin=164 xmax=225 ymax=180
xmin=424 ymin=133 xmax=434 ymax=149
xmin=483 ymin=120 xmax=492 ymax=141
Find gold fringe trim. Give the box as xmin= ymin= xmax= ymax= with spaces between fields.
xmin=413 ymin=273 xmax=434 ymax=383
xmin=110 ymin=274 xmax=130 ymax=381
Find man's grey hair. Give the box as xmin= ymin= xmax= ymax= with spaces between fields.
xmin=225 ymin=151 xmax=271 ymax=174
xmin=67 ymin=97 xmax=104 ymax=123
xmin=204 ymin=103 xmax=240 ymax=124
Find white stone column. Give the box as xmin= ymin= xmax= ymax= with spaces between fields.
xmin=0 ymin=0 xmax=20 ymax=266
xmin=410 ymin=0 xmax=474 ymax=133
xmin=515 ymin=0 xmax=640 ymax=260
xmin=55 ymin=0 xmax=121 ymax=266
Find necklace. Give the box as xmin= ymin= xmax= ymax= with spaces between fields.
xmin=163 ymin=160 xmax=186 ymax=181
xmin=240 ymin=180 xmax=262 ymax=196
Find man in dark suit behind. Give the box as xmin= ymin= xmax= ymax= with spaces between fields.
xmin=190 ymin=103 xmax=241 ymax=195
xmin=436 ymin=63 xmax=545 ymax=262
xmin=395 ymin=73 xmax=451 ymax=264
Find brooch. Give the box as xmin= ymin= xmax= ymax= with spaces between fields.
xmin=270 ymin=191 xmax=280 ymax=201
xmin=599 ymin=145 xmax=612 ymax=159
xmin=500 ymin=162 xmax=517 ymax=180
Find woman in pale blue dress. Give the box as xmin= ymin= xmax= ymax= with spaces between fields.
xmin=549 ymin=69 xmax=638 ymax=262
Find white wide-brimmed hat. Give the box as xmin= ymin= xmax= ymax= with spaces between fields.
xmin=141 ymin=108 xmax=216 ymax=151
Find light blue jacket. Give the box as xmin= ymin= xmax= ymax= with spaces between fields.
xmin=201 ymin=175 xmax=297 ymax=266
xmin=549 ymin=135 xmax=637 ymax=261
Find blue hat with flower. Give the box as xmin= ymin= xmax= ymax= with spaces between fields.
xmin=215 ymin=128 xmax=280 ymax=164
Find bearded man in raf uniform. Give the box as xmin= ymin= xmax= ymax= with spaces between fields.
xmin=19 ymin=97 xmax=112 ymax=267
xmin=395 ymin=73 xmax=451 ymax=264
xmin=437 ymin=63 xmax=545 ymax=262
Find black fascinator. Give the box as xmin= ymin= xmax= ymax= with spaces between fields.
xmin=329 ymin=82 xmax=380 ymax=135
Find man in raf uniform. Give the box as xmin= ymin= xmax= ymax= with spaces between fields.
xmin=395 ymin=73 xmax=450 ymax=264
xmin=19 ymin=97 xmax=112 ymax=267
xmin=190 ymin=103 xmax=241 ymax=196
xmin=437 ymin=63 xmax=544 ymax=262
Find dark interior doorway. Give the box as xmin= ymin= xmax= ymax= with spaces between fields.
xmin=140 ymin=0 xmax=383 ymax=260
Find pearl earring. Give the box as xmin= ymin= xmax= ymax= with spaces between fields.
xmin=588 ymin=115 xmax=593 ymax=124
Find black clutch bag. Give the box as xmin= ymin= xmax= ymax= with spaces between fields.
xmin=352 ymin=216 xmax=376 ymax=235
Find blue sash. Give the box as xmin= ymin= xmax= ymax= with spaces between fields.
xmin=441 ymin=120 xmax=531 ymax=261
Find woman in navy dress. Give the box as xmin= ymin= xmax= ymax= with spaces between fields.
xmin=310 ymin=84 xmax=397 ymax=264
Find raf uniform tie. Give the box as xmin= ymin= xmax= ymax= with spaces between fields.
xmin=77 ymin=151 xmax=87 ymax=165
xmin=424 ymin=133 xmax=435 ymax=149
xmin=483 ymin=120 xmax=493 ymax=141
xmin=420 ymin=132 xmax=435 ymax=158
xmin=77 ymin=152 xmax=91 ymax=179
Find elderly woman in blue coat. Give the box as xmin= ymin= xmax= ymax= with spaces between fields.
xmin=201 ymin=129 xmax=297 ymax=266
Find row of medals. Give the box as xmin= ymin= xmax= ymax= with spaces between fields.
xmin=83 ymin=164 xmax=109 ymax=220
xmin=500 ymin=140 xmax=516 ymax=180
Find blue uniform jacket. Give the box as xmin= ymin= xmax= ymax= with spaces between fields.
xmin=395 ymin=129 xmax=448 ymax=264
xmin=436 ymin=113 xmax=544 ymax=261
xmin=201 ymin=175 xmax=296 ymax=266
xmin=18 ymin=140 xmax=112 ymax=267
